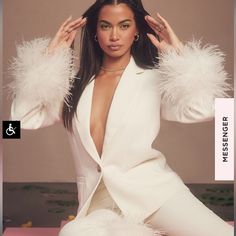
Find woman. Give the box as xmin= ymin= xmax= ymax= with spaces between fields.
xmin=9 ymin=0 xmax=233 ymax=235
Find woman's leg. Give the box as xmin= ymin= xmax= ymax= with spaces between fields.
xmin=144 ymin=188 xmax=234 ymax=236
xmin=58 ymin=178 xmax=122 ymax=236
xmin=86 ymin=178 xmax=122 ymax=215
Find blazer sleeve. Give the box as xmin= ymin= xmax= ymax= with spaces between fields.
xmin=8 ymin=37 xmax=76 ymax=129
xmin=157 ymin=39 xmax=232 ymax=123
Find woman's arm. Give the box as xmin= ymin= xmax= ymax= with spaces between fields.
xmin=156 ymin=40 xmax=231 ymax=123
xmin=145 ymin=13 xmax=232 ymax=123
xmin=9 ymin=37 xmax=75 ymax=129
xmin=8 ymin=16 xmax=86 ymax=129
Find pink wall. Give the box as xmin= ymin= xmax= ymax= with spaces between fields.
xmin=3 ymin=0 xmax=234 ymax=183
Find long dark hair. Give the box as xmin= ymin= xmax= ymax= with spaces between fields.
xmin=62 ymin=0 xmax=159 ymax=132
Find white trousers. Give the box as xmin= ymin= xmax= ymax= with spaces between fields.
xmin=86 ymin=179 xmax=234 ymax=236
xmin=86 ymin=178 xmax=122 ymax=215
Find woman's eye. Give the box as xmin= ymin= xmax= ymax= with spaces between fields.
xmin=100 ymin=23 xmax=130 ymax=30
xmin=100 ymin=24 xmax=110 ymax=30
xmin=120 ymin=24 xmax=130 ymax=29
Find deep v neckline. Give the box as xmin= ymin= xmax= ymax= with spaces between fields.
xmin=75 ymin=56 xmax=144 ymax=164
xmin=88 ymin=72 xmax=125 ymax=160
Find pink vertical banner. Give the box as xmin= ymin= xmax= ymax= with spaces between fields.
xmin=215 ymin=98 xmax=234 ymax=180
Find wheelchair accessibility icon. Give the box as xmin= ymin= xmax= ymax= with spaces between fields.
xmin=6 ymin=123 xmax=17 ymax=136
xmin=2 ymin=121 xmax=20 ymax=139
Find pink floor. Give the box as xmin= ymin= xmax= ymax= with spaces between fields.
xmin=3 ymin=228 xmax=60 ymax=236
xmin=3 ymin=221 xmax=67 ymax=236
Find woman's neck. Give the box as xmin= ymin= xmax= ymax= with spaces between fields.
xmin=102 ymin=53 xmax=131 ymax=70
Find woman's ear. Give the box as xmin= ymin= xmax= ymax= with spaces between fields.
xmin=134 ymin=32 xmax=140 ymax=42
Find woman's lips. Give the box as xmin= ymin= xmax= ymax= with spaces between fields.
xmin=108 ymin=45 xmax=122 ymax=51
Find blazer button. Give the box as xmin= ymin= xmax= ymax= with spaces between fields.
xmin=97 ymin=165 xmax=101 ymax=172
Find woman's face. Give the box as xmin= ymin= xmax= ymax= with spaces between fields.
xmin=96 ymin=3 xmax=138 ymax=58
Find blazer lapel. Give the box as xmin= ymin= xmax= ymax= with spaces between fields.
xmin=101 ymin=57 xmax=144 ymax=158
xmin=74 ymin=75 xmax=101 ymax=164
xmin=75 ymin=56 xmax=145 ymax=163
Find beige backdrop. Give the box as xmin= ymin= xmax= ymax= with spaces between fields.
xmin=3 ymin=0 xmax=234 ymax=183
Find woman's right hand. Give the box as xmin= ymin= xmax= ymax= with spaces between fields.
xmin=47 ymin=16 xmax=87 ymax=54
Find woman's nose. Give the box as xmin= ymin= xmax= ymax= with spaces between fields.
xmin=110 ymin=28 xmax=119 ymax=41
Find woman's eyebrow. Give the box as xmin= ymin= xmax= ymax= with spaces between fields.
xmin=99 ymin=19 xmax=132 ymax=24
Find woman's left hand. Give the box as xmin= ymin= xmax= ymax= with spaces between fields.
xmin=145 ymin=13 xmax=183 ymax=53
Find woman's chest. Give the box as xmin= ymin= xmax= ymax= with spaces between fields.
xmin=90 ymin=76 xmax=121 ymax=132
xmin=89 ymin=74 xmax=123 ymax=156
xmin=75 ymin=69 xmax=162 ymax=160
xmin=89 ymin=72 xmax=161 ymax=139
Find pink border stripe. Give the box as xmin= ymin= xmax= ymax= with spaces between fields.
xmin=3 ymin=227 xmax=60 ymax=236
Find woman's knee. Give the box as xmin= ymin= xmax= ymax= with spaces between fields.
xmin=58 ymin=219 xmax=79 ymax=236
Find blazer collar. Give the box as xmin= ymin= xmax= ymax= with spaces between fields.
xmin=74 ymin=56 xmax=145 ymax=164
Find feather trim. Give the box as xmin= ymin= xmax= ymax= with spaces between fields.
xmin=157 ymin=39 xmax=232 ymax=122
xmin=7 ymin=37 xmax=76 ymax=110
xmin=59 ymin=209 xmax=166 ymax=236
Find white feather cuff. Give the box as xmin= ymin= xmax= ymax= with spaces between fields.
xmin=8 ymin=37 xmax=76 ymax=111
xmin=157 ymin=39 xmax=232 ymax=123
xmin=59 ymin=209 xmax=165 ymax=236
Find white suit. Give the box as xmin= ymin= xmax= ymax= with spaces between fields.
xmin=9 ymin=38 xmax=231 ymax=234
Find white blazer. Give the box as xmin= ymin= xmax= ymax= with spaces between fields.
xmin=9 ymin=37 xmax=230 ymax=222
